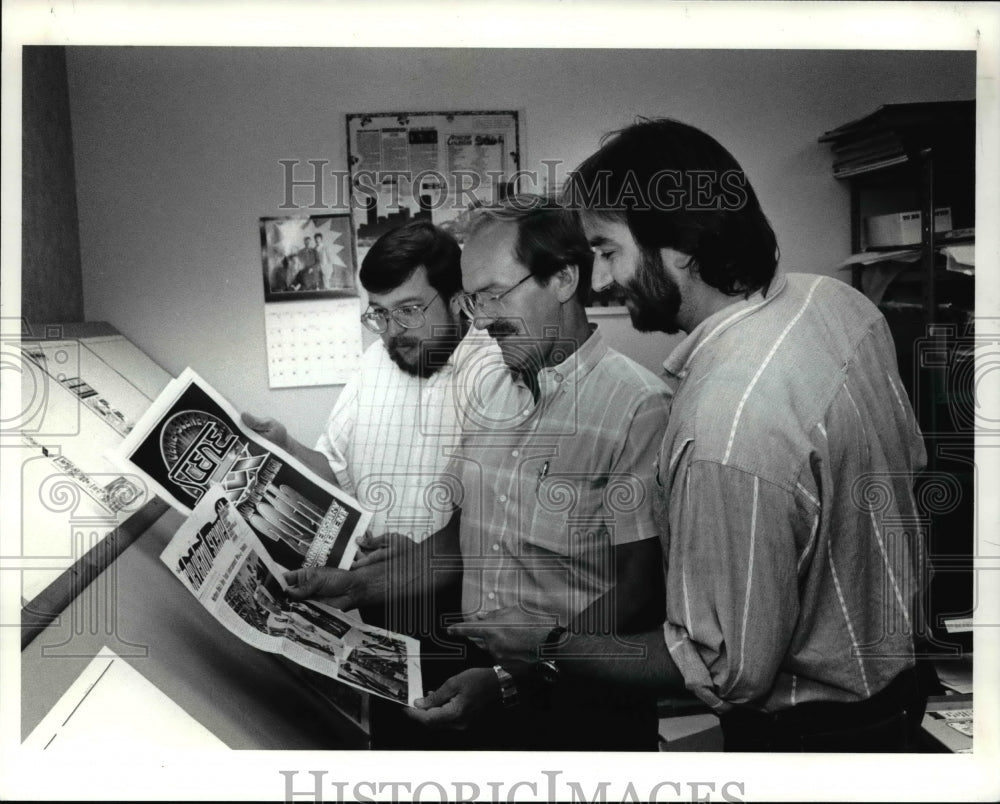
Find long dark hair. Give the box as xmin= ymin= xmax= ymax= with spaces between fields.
xmin=567 ymin=118 xmax=779 ymax=296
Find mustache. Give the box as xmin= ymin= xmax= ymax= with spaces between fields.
xmin=487 ymin=321 xmax=519 ymax=339
xmin=388 ymin=335 xmax=420 ymax=351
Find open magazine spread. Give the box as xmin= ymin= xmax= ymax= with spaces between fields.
xmin=114 ymin=367 xmax=370 ymax=570
xmin=161 ymin=486 xmax=422 ymax=706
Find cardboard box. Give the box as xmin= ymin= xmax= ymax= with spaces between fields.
xmin=865 ymin=207 xmax=952 ymax=247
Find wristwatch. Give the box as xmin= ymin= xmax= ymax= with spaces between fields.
xmin=492 ymin=664 xmax=519 ymax=709
xmin=537 ymin=625 xmax=567 ymax=685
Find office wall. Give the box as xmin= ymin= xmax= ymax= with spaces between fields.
xmin=65 ymin=48 xmax=974 ymax=444
xmin=22 ymin=46 xmax=84 ymax=325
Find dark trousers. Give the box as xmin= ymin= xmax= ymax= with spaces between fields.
xmin=719 ymin=667 xmax=928 ymax=752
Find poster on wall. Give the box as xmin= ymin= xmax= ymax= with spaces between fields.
xmin=260 ymin=214 xmax=357 ymax=302
xmin=345 ymin=110 xmax=522 ymax=263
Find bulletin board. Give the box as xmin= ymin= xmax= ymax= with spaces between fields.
xmin=346 ymin=110 xmax=522 ymax=263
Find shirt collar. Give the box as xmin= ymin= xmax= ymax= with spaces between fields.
xmin=536 ymin=323 xmax=605 ymax=394
xmin=663 ymin=271 xmax=788 ymax=380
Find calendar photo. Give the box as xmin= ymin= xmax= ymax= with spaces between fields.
xmin=260 ymin=214 xmax=357 ymax=302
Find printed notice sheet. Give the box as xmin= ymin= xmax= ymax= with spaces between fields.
xmin=161 ymin=487 xmax=421 ymax=706
xmin=114 ymin=367 xmax=370 ymax=570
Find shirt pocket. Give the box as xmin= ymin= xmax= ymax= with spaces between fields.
xmin=524 ymin=470 xmax=611 ymax=557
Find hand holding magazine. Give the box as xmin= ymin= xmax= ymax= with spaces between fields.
xmin=162 ymin=486 xmax=421 ymax=706
xmin=114 ymin=369 xmax=421 ymax=706
xmin=115 ymin=367 xmax=369 ymax=570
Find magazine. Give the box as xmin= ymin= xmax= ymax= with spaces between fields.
xmin=161 ymin=486 xmax=421 ymax=706
xmin=114 ymin=367 xmax=370 ymax=570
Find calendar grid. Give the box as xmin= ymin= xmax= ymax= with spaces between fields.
xmin=264 ymin=298 xmax=362 ymax=388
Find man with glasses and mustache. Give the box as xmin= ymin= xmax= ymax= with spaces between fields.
xmin=286 ymin=198 xmax=672 ymax=750
xmin=461 ymin=119 xmax=930 ymax=753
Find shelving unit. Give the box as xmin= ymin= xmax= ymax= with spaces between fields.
xmin=821 ymin=100 xmax=975 ymax=658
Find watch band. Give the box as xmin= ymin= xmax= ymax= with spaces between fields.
xmin=541 ymin=624 xmax=568 ymax=657
xmin=493 ymin=664 xmax=519 ymax=709
xmin=537 ymin=625 xmax=567 ymax=685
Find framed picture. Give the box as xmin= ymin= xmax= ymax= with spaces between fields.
xmin=260 ymin=214 xmax=357 ymax=303
xmin=346 ymin=110 xmax=522 ymax=264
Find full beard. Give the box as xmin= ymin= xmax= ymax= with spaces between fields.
xmin=387 ymin=331 xmax=463 ymax=378
xmin=617 ymin=248 xmax=683 ymax=334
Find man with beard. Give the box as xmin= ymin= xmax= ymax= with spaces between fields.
xmin=458 ymin=119 xmax=930 ymax=753
xmin=286 ymin=198 xmax=673 ymax=750
xmin=245 ymin=220 xmax=497 ymax=548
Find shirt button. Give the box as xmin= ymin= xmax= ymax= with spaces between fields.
xmin=492 ymin=543 xmax=500 ymax=551
xmin=487 ymin=592 xmax=496 ymax=600
xmin=554 ymin=372 xmax=563 ymax=383
xmin=511 ymin=449 xmax=519 ymax=457
xmin=498 ymin=494 xmax=508 ymax=503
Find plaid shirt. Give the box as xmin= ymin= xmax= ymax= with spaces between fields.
xmin=316 ymin=332 xmax=514 ymax=542
xmin=658 ymin=272 xmax=927 ymax=713
xmin=453 ymin=327 xmax=672 ymax=625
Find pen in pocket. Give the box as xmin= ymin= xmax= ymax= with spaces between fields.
xmin=536 ymin=460 xmax=549 ymax=491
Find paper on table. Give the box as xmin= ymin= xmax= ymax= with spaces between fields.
xmin=23 ymin=649 xmax=228 ymax=751
xmin=941 ymin=244 xmax=975 ymax=275
xmin=933 ymin=654 xmax=973 ymax=695
xmin=839 ymin=248 xmax=922 ymax=267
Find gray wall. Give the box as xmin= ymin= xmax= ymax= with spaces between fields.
xmin=65 ymin=48 xmax=975 ymax=444
xmin=22 ymin=46 xmax=84 ymax=325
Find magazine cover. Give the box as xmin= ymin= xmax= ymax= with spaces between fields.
xmin=161 ymin=487 xmax=421 ymax=706
xmin=115 ymin=368 xmax=370 ymax=569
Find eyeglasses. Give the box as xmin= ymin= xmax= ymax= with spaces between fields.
xmin=360 ymin=293 xmax=439 ymax=334
xmin=456 ymin=274 xmax=536 ymax=319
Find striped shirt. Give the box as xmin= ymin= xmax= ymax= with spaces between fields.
xmin=316 ymin=331 xmax=518 ymax=542
xmin=454 ymin=327 xmax=673 ymax=625
xmin=657 ymin=272 xmax=927 ymax=713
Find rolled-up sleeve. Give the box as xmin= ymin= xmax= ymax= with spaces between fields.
xmin=605 ymin=392 xmax=672 ymax=546
xmin=663 ymin=458 xmax=801 ymax=710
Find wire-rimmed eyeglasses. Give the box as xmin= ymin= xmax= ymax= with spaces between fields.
xmin=360 ymin=293 xmax=439 ymax=334
xmin=456 ymin=274 xmax=536 ymax=319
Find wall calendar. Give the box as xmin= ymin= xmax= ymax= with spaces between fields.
xmin=264 ymin=298 xmax=362 ymax=388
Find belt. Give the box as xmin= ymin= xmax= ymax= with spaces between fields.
xmin=719 ymin=667 xmax=924 ymax=752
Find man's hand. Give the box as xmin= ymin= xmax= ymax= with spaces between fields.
xmin=448 ymin=606 xmax=557 ymax=665
xmin=405 ymin=668 xmax=500 ymax=730
xmin=352 ymin=531 xmax=416 ymax=568
xmin=241 ymin=412 xmax=289 ymax=452
xmin=284 ymin=567 xmax=361 ymax=610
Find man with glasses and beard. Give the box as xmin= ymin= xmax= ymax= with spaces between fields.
xmin=286 ymin=198 xmax=672 ymax=750
xmin=245 ymin=220 xmax=502 ymax=551
xmin=459 ymin=119 xmax=930 ymax=753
